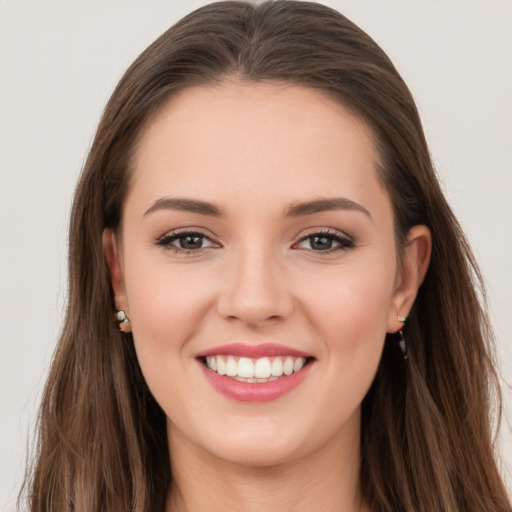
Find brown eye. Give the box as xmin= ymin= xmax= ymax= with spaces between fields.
xmin=179 ymin=234 xmax=204 ymax=250
xmin=308 ymin=235 xmax=334 ymax=251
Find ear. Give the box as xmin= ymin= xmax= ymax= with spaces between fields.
xmin=103 ymin=229 xmax=129 ymax=314
xmin=387 ymin=225 xmax=432 ymax=333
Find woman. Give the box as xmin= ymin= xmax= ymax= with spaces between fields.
xmin=22 ymin=1 xmax=511 ymax=511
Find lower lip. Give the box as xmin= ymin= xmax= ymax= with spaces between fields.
xmin=199 ymin=361 xmax=313 ymax=402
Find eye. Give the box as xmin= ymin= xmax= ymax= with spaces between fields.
xmin=155 ymin=230 xmax=219 ymax=253
xmin=294 ymin=230 xmax=354 ymax=253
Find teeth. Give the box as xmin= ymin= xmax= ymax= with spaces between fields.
xmin=238 ymin=357 xmax=254 ymax=378
xmin=233 ymin=376 xmax=279 ymax=383
xmin=206 ymin=355 xmax=217 ymax=372
xmin=293 ymin=357 xmax=305 ymax=372
xmin=226 ymin=357 xmax=238 ymax=377
xmin=217 ymin=357 xmax=226 ymax=376
xmin=205 ymin=355 xmax=307 ymax=381
xmin=283 ymin=357 xmax=294 ymax=376
xmin=271 ymin=358 xmax=283 ymax=376
xmin=254 ymin=357 xmax=271 ymax=378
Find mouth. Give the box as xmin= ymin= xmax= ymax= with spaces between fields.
xmin=196 ymin=343 xmax=315 ymax=402
xmin=200 ymin=355 xmax=312 ymax=383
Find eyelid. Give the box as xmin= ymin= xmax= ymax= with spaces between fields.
xmin=299 ymin=226 xmax=350 ymax=237
xmin=156 ymin=226 xmax=219 ymax=240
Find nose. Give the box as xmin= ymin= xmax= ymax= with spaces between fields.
xmin=216 ymin=245 xmax=294 ymax=327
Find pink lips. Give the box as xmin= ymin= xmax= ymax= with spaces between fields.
xmin=196 ymin=343 xmax=314 ymax=403
xmin=196 ymin=343 xmax=311 ymax=359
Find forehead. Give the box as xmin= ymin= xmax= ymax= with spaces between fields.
xmin=127 ymin=81 xmax=387 ymax=217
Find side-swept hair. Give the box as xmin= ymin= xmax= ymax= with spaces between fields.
xmin=23 ymin=2 xmax=510 ymax=511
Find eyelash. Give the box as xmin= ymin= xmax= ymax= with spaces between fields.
xmin=155 ymin=228 xmax=355 ymax=255
xmin=294 ymin=229 xmax=355 ymax=254
xmin=155 ymin=229 xmax=218 ymax=254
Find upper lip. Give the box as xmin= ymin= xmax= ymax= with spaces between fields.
xmin=196 ymin=343 xmax=313 ymax=359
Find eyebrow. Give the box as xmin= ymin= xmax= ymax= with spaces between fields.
xmin=284 ymin=197 xmax=371 ymax=219
xmin=143 ymin=196 xmax=371 ymax=220
xmin=144 ymin=197 xmax=223 ymax=217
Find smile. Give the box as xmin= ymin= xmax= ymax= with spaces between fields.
xmin=204 ymin=355 xmax=307 ymax=382
xmin=197 ymin=344 xmax=314 ymax=402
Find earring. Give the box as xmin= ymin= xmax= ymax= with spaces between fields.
xmin=115 ymin=310 xmax=132 ymax=333
xmin=398 ymin=330 xmax=408 ymax=359
xmin=397 ymin=315 xmax=407 ymax=359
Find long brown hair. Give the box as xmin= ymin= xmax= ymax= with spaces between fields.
xmin=22 ymin=1 xmax=510 ymax=511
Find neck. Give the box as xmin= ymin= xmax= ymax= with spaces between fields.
xmin=165 ymin=415 xmax=368 ymax=512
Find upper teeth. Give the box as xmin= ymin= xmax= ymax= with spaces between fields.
xmin=205 ymin=355 xmax=306 ymax=380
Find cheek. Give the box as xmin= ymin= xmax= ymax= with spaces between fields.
xmin=300 ymin=258 xmax=395 ymax=366
xmin=122 ymin=254 xmax=213 ymax=370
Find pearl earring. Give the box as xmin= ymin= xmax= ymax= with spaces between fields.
xmin=115 ymin=310 xmax=132 ymax=333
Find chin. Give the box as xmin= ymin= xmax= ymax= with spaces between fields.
xmin=192 ymin=409 xmax=358 ymax=470
xmin=170 ymin=414 xmax=314 ymax=469
xmin=208 ymin=436 xmax=307 ymax=469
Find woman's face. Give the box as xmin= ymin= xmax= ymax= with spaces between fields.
xmin=107 ymin=82 xmax=428 ymax=468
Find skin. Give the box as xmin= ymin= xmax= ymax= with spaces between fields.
xmin=104 ymin=81 xmax=431 ymax=512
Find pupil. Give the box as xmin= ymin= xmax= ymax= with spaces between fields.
xmin=180 ymin=235 xmax=203 ymax=249
xmin=311 ymin=235 xmax=332 ymax=250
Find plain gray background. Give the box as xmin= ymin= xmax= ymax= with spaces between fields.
xmin=1 ymin=1 xmax=511 ymax=509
